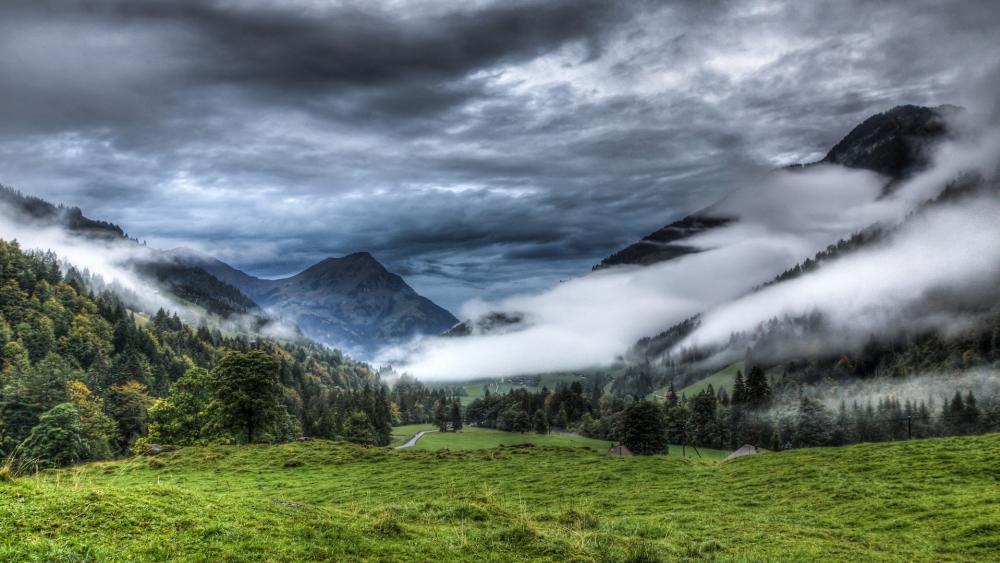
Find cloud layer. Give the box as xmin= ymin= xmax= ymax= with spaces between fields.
xmin=393 ymin=122 xmax=1000 ymax=380
xmin=1 ymin=0 xmax=999 ymax=312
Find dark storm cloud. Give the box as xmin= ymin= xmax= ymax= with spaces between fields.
xmin=0 ymin=0 xmax=998 ymax=312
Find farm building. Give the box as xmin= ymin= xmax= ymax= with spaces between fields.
xmin=724 ymin=444 xmax=770 ymax=462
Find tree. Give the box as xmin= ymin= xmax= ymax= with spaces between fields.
xmin=962 ymin=391 xmax=980 ymax=432
xmin=690 ymin=388 xmax=721 ymax=448
xmin=146 ymin=367 xmax=213 ymax=446
xmin=19 ymin=403 xmax=88 ymax=469
xmin=18 ymin=317 xmax=55 ymax=363
xmin=208 ymin=350 xmax=286 ymax=443
xmin=449 ymin=399 xmax=463 ymax=432
xmin=371 ymin=386 xmax=393 ymax=445
xmin=744 ymin=365 xmax=771 ymax=409
xmin=532 ymin=409 xmax=548 ymax=434
xmin=433 ymin=399 xmax=449 ymax=432
xmin=107 ymin=381 xmax=154 ymax=452
xmin=621 ymin=400 xmax=667 ymax=455
xmin=498 ymin=405 xmax=531 ymax=433
xmin=66 ymin=380 xmax=114 ymax=460
xmin=342 ymin=411 xmax=376 ymax=446
xmin=731 ymin=370 xmax=747 ymax=406
xmin=553 ymin=405 xmax=569 ymax=429
xmin=793 ymin=397 xmax=833 ymax=447
xmin=663 ymin=400 xmax=688 ymax=446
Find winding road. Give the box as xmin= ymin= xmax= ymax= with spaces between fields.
xmin=395 ymin=430 xmax=435 ymax=449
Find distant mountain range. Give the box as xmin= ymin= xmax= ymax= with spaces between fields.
xmin=0 ymin=185 xmax=457 ymax=357
xmin=170 ymin=248 xmax=458 ymax=356
xmin=594 ymin=104 xmax=959 ymax=270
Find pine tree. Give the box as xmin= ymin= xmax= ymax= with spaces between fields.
xmin=532 ymin=409 xmax=548 ymax=434
xmin=449 ymin=399 xmax=463 ymax=432
xmin=744 ymin=365 xmax=771 ymax=409
xmin=793 ymin=397 xmax=833 ymax=447
xmin=342 ymin=411 xmax=376 ymax=446
xmin=371 ymin=386 xmax=393 ymax=445
xmin=962 ymin=391 xmax=980 ymax=434
xmin=433 ymin=399 xmax=448 ymax=432
xmin=731 ymin=370 xmax=746 ymax=406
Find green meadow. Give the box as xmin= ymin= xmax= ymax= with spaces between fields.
xmin=3 ymin=433 xmax=999 ymax=561
xmin=401 ymin=426 xmax=727 ymax=459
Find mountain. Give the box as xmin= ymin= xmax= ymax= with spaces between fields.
xmin=172 ymin=249 xmax=459 ymax=356
xmin=813 ymin=103 xmax=961 ymax=181
xmin=628 ymin=148 xmax=998 ymax=395
xmin=595 ymin=104 xmax=960 ymax=270
xmin=0 ymin=185 xmax=125 ymax=239
xmin=0 ymin=186 xmax=265 ymax=320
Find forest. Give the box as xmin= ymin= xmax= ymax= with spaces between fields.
xmin=0 ymin=239 xmax=395 ymax=470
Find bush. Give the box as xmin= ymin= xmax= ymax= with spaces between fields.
xmin=18 ymin=403 xmax=89 ymax=469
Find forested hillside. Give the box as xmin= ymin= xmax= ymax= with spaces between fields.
xmin=0 ymin=239 xmax=396 ymax=471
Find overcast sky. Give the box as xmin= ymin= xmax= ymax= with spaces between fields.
xmin=1 ymin=0 xmax=998 ymax=313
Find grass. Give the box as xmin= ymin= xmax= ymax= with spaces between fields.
xmin=409 ymin=427 xmax=728 ymax=459
xmin=3 ymin=434 xmax=1000 ymax=561
xmin=676 ymin=363 xmax=785 ymax=400
xmin=678 ymin=361 xmax=744 ymax=398
xmin=411 ymin=427 xmax=609 ymax=451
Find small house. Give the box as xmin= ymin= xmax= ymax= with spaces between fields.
xmin=608 ymin=445 xmax=632 ymax=457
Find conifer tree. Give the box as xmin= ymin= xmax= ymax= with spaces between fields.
xmin=433 ymin=399 xmax=448 ymax=432
xmin=731 ymin=370 xmax=747 ymax=406
xmin=449 ymin=398 xmax=463 ymax=432
xmin=744 ymin=365 xmax=771 ymax=409
xmin=532 ymin=409 xmax=548 ymax=434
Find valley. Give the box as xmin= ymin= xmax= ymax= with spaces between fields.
xmin=1 ymin=2 xmax=998 ymax=559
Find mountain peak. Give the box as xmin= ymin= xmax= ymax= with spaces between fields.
xmin=302 ymin=252 xmax=389 ymax=280
xmin=820 ymin=104 xmax=962 ymax=179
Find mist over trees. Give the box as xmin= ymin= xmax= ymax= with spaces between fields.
xmin=0 ymin=239 xmax=399 ymax=470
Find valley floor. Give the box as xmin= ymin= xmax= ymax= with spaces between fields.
xmin=2 ymin=434 xmax=999 ymax=561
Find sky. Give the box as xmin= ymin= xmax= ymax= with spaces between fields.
xmin=1 ymin=0 xmax=999 ymax=314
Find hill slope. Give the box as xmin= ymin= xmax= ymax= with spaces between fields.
xmin=595 ymin=104 xmax=958 ymax=270
xmin=0 ymin=186 xmax=263 ymax=319
xmin=5 ymin=434 xmax=999 ymax=561
xmin=173 ymin=249 xmax=458 ymax=356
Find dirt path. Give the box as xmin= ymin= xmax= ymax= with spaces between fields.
xmin=395 ymin=430 xmax=435 ymax=449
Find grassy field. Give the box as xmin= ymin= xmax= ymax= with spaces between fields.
xmin=678 ymin=361 xmax=744 ymax=398
xmin=2 ymin=434 xmax=999 ymax=561
xmin=412 ymin=427 xmax=611 ymax=451
xmin=676 ymin=362 xmax=786 ymax=400
xmin=408 ymin=427 xmax=728 ymax=459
